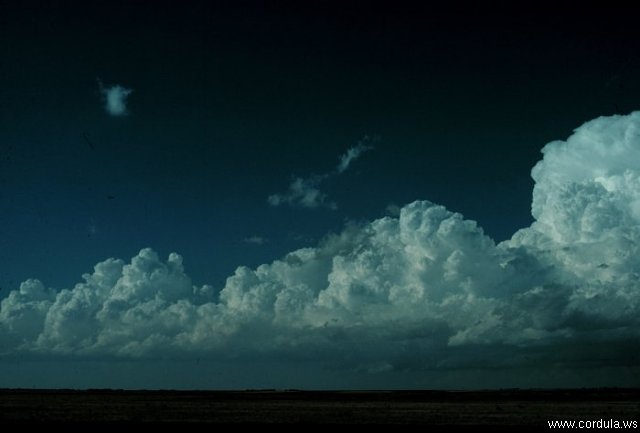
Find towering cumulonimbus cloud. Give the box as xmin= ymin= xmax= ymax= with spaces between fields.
xmin=2 ymin=112 xmax=640 ymax=376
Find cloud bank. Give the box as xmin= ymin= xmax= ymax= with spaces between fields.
xmin=269 ymin=137 xmax=374 ymax=209
xmin=98 ymin=80 xmax=133 ymax=116
xmin=2 ymin=113 xmax=640 ymax=385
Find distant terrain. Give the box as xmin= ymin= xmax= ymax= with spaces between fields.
xmin=1 ymin=389 xmax=638 ymax=426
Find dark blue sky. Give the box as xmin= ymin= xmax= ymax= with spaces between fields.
xmin=3 ymin=1 xmax=640 ymax=390
xmin=2 ymin=2 xmax=638 ymax=294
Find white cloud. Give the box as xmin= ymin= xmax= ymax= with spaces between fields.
xmin=268 ymin=176 xmax=336 ymax=210
xmin=2 ymin=113 xmax=640 ymax=385
xmin=269 ymin=137 xmax=374 ymax=210
xmin=337 ymin=139 xmax=374 ymax=173
xmin=98 ymin=80 xmax=133 ymax=116
xmin=385 ymin=203 xmax=402 ymax=217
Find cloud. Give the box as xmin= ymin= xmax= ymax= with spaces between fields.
xmin=337 ymin=139 xmax=374 ymax=173
xmin=244 ymin=236 xmax=267 ymax=245
xmin=269 ymin=138 xmax=374 ymax=209
xmin=268 ymin=176 xmax=336 ymax=209
xmin=98 ymin=79 xmax=133 ymax=116
xmin=2 ymin=113 xmax=640 ymax=386
xmin=385 ymin=203 xmax=402 ymax=217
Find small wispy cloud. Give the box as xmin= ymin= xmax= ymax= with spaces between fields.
xmin=269 ymin=137 xmax=375 ymax=210
xmin=337 ymin=139 xmax=374 ymax=173
xmin=268 ymin=176 xmax=336 ymax=210
xmin=98 ymin=79 xmax=133 ymax=117
xmin=243 ymin=236 xmax=267 ymax=245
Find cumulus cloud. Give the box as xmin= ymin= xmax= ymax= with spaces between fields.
xmin=98 ymin=79 xmax=133 ymax=116
xmin=269 ymin=137 xmax=374 ymax=209
xmin=385 ymin=203 xmax=402 ymax=217
xmin=2 ymin=113 xmax=640 ymax=385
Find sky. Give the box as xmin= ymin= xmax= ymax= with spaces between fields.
xmin=1 ymin=2 xmax=640 ymax=389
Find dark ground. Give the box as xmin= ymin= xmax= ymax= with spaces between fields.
xmin=1 ymin=389 xmax=639 ymax=428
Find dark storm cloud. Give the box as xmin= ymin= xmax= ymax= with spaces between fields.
xmin=2 ymin=113 xmax=640 ymax=379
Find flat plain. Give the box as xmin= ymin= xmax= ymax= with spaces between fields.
xmin=1 ymin=388 xmax=638 ymax=427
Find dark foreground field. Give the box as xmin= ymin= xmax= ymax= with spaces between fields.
xmin=1 ymin=388 xmax=639 ymax=427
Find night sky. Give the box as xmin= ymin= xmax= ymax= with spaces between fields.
xmin=1 ymin=2 xmax=640 ymax=389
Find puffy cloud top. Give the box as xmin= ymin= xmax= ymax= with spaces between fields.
xmin=529 ymin=112 xmax=640 ymax=244
xmin=2 ymin=112 xmax=640 ymax=379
